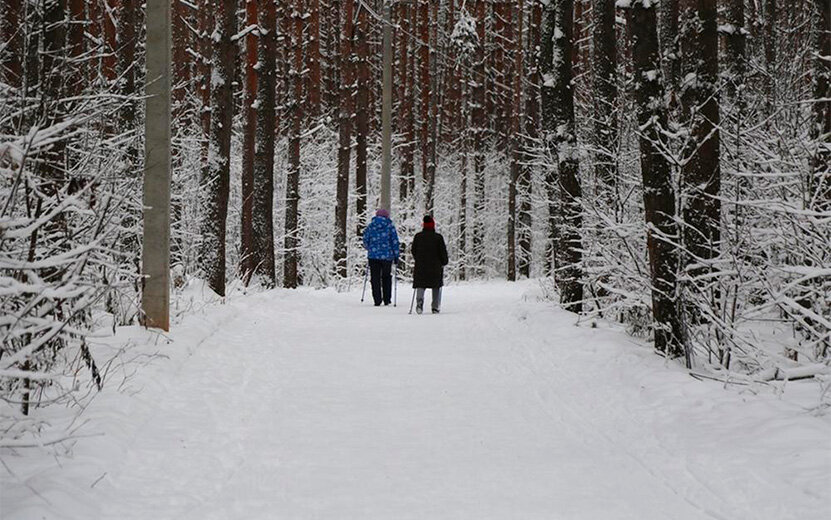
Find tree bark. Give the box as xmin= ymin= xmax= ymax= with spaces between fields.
xmin=285 ymin=0 xmax=304 ymax=288
xmin=812 ymin=0 xmax=831 ymax=210
xmin=118 ymin=0 xmax=138 ymax=128
xmin=333 ymin=0 xmax=355 ymax=278
xmin=240 ymin=0 xmax=258 ymax=283
xmin=520 ymin=1 xmax=541 ymax=279
xmin=680 ymin=0 xmax=721 ymax=284
xmin=253 ymin=0 xmax=277 ymax=287
xmin=1 ymin=0 xmax=23 ymax=89
xmin=724 ymin=0 xmax=746 ymax=99
xmin=540 ymin=0 xmax=583 ymax=310
xmin=418 ymin=0 xmax=431 ymax=212
xmin=308 ymin=0 xmax=322 ymax=118
xmin=199 ymin=0 xmax=237 ymax=296
xmin=660 ymin=0 xmax=680 ymax=103
xmin=507 ymin=1 xmax=522 ymax=282
xmin=628 ymin=0 xmax=683 ymax=358
xmin=354 ymin=3 xmax=369 ymax=235
xmin=593 ymin=0 xmax=619 ymax=195
xmin=472 ymin=0 xmax=487 ymax=275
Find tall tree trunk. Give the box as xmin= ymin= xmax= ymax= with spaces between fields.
xmin=628 ymin=0 xmax=683 ymax=358
xmin=507 ymin=0 xmax=523 ymax=282
xmin=520 ymin=1 xmax=541 ymax=279
xmin=425 ymin=0 xmax=439 ymax=214
xmin=418 ymin=0 xmax=431 ymax=212
xmin=472 ymin=0 xmax=487 ymax=275
xmin=593 ymin=0 xmax=619 ymax=196
xmin=253 ymin=0 xmax=277 ymax=287
xmin=459 ymin=65 xmax=469 ymax=281
xmin=540 ymin=2 xmax=557 ymax=276
xmin=333 ymin=0 xmax=355 ymax=278
xmin=546 ymin=0 xmax=583 ymax=312
xmin=764 ymin=0 xmax=777 ymax=109
xmin=354 ymin=3 xmax=369 ymax=235
xmin=724 ymin=0 xmax=746 ymax=99
xmin=118 ymin=0 xmax=138 ymax=128
xmin=812 ymin=0 xmax=831 ymax=210
xmin=1 ymin=0 xmax=23 ymax=90
xmin=240 ymin=0 xmax=258 ymax=283
xmin=67 ymin=0 xmax=85 ymax=91
xmin=198 ymin=1 xmax=213 ymax=167
xmin=660 ymin=0 xmax=680 ymax=104
xmin=102 ymin=0 xmax=118 ymax=82
xmin=680 ymin=0 xmax=721 ymax=287
xmin=285 ymin=0 xmax=304 ymax=288
xmin=308 ymin=0 xmax=322 ymax=119
xmin=173 ymin=0 xmax=191 ymax=110
xmin=199 ymin=0 xmax=237 ymax=296
xmin=398 ymin=2 xmax=412 ymax=203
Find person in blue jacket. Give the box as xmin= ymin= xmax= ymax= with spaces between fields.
xmin=362 ymin=208 xmax=400 ymax=306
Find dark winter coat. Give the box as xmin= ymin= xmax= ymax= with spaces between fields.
xmin=412 ymin=229 xmax=449 ymax=288
xmin=362 ymin=216 xmax=400 ymax=261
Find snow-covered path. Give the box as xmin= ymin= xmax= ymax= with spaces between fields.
xmin=4 ymin=281 xmax=830 ymax=519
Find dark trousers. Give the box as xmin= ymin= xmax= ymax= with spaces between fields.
xmin=369 ymin=259 xmax=393 ymax=305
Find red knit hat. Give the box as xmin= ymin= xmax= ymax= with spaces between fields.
xmin=423 ymin=215 xmax=435 ymax=229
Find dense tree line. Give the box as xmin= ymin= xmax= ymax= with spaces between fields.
xmin=1 ymin=1 xmax=829 ymax=418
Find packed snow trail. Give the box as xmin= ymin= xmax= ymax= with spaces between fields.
xmin=3 ymin=281 xmax=829 ymax=519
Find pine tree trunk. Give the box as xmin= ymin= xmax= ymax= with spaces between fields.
xmin=199 ymin=0 xmax=237 ymax=296
xmin=764 ymin=0 xmax=777 ymax=109
xmin=397 ymin=2 xmax=411 ymax=203
xmin=198 ymin=1 xmax=213 ymax=167
xmin=520 ymin=2 xmax=541 ymax=279
xmin=507 ymin=0 xmax=523 ymax=282
xmin=540 ymin=0 xmax=583 ymax=312
xmin=628 ymin=0 xmax=683 ymax=358
xmin=812 ymin=0 xmax=831 ymax=210
xmin=724 ymin=0 xmax=746 ymax=99
xmin=333 ymin=0 xmax=355 ymax=279
xmin=118 ymin=0 xmax=138 ymax=128
xmin=103 ymin=0 xmax=118 ymax=81
xmin=253 ymin=0 xmax=277 ymax=287
xmin=308 ymin=0 xmax=322 ymax=119
xmin=67 ymin=0 xmax=85 ymax=91
xmin=660 ymin=0 xmax=680 ymax=103
xmin=593 ymin=0 xmax=619 ymax=195
xmin=1 ymin=0 xmax=23 ymax=90
xmin=354 ymin=4 xmax=369 ymax=236
xmin=472 ymin=0 xmax=487 ymax=275
xmin=240 ymin=0 xmax=258 ymax=283
xmin=418 ymin=0 xmax=431 ymax=212
xmin=285 ymin=0 xmax=304 ymax=288
xmin=173 ymin=0 xmax=191 ymax=110
xmin=680 ymin=0 xmax=721 ymax=284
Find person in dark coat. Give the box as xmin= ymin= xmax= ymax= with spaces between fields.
xmin=412 ymin=215 xmax=449 ymax=314
xmin=362 ymin=208 xmax=400 ymax=306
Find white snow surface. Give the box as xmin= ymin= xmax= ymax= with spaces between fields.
xmin=2 ymin=281 xmax=830 ymax=519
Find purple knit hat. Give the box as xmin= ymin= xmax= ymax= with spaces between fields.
xmin=376 ymin=208 xmax=390 ymax=218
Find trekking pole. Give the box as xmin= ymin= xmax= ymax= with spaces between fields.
xmin=408 ymin=289 xmax=416 ymax=314
xmin=394 ymin=264 xmax=398 ymax=307
xmin=360 ymin=262 xmax=369 ymax=302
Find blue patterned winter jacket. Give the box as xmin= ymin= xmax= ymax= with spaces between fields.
xmin=362 ymin=216 xmax=400 ymax=261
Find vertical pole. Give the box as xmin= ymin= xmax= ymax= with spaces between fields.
xmin=381 ymin=0 xmax=393 ymax=212
xmin=141 ymin=0 xmax=172 ymax=331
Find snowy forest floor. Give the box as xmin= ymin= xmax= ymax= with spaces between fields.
xmin=2 ymin=280 xmax=830 ymax=519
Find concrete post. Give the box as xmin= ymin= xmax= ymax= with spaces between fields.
xmin=141 ymin=0 xmax=172 ymax=331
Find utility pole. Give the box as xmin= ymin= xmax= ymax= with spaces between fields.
xmin=380 ymin=0 xmax=393 ymax=213
xmin=141 ymin=0 xmax=172 ymax=330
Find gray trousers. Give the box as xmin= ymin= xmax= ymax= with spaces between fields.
xmin=416 ymin=287 xmax=442 ymax=312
